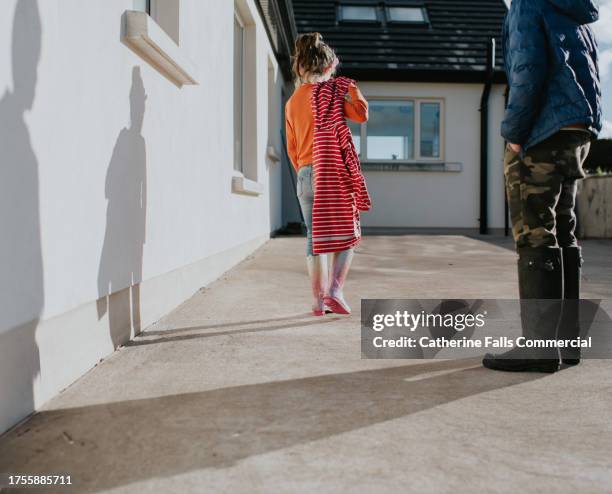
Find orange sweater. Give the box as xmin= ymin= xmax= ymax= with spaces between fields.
xmin=285 ymin=82 xmax=368 ymax=170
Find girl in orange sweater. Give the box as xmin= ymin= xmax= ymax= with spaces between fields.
xmin=285 ymin=33 xmax=369 ymax=316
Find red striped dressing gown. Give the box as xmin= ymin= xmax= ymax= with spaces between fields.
xmin=311 ymin=77 xmax=372 ymax=255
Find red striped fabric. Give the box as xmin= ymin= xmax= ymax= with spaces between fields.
xmin=310 ymin=77 xmax=372 ymax=255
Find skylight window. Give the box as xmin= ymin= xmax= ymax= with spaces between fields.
xmin=339 ymin=5 xmax=378 ymax=22
xmin=387 ymin=6 xmax=427 ymax=23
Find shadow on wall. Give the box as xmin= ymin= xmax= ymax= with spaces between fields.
xmin=0 ymin=0 xmax=43 ymax=432
xmin=0 ymin=359 xmax=544 ymax=491
xmin=97 ymin=67 xmax=147 ymax=350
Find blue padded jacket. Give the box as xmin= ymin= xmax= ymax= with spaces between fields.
xmin=501 ymin=0 xmax=602 ymax=149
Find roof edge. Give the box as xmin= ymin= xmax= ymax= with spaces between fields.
xmin=338 ymin=68 xmax=507 ymax=84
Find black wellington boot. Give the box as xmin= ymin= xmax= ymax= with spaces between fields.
xmin=558 ymin=247 xmax=582 ymax=365
xmin=483 ymin=247 xmax=563 ymax=373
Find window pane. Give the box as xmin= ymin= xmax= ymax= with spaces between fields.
xmin=367 ymin=101 xmax=414 ymax=160
xmin=388 ymin=7 xmax=425 ymax=22
xmin=347 ymin=121 xmax=361 ymax=157
xmin=133 ymin=0 xmax=150 ymax=13
xmin=420 ymin=102 xmax=441 ymax=158
xmin=234 ymin=16 xmax=244 ymax=172
xmin=340 ymin=6 xmax=377 ymax=21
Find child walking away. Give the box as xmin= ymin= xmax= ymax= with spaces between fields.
xmin=285 ymin=33 xmax=371 ymax=316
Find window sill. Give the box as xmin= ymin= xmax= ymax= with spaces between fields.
xmin=232 ymin=175 xmax=264 ymax=196
xmin=121 ymin=10 xmax=198 ymax=88
xmin=361 ymin=161 xmax=462 ymax=172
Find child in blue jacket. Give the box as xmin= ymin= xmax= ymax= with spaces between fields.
xmin=484 ymin=0 xmax=602 ymax=373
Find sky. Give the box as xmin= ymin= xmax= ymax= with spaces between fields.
xmin=594 ymin=0 xmax=612 ymax=136
xmin=504 ymin=0 xmax=612 ymax=137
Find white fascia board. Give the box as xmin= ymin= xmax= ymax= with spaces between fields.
xmin=121 ymin=10 xmax=198 ymax=88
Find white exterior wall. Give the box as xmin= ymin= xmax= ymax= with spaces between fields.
xmin=357 ymin=82 xmax=507 ymax=230
xmin=0 ymin=0 xmax=285 ymax=433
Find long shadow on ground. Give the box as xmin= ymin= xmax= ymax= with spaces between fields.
xmin=0 ymin=359 xmax=545 ymax=493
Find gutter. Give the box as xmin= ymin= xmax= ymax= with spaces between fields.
xmin=255 ymin=0 xmax=297 ymax=82
xmin=479 ymin=38 xmax=496 ymax=235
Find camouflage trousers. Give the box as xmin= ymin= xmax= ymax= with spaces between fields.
xmin=505 ymin=130 xmax=591 ymax=249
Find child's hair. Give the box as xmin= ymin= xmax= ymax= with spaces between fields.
xmin=291 ymin=32 xmax=338 ymax=83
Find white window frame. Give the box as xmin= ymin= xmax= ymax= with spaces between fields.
xmin=123 ymin=1 xmax=196 ymax=88
xmin=355 ymin=97 xmax=445 ymax=163
xmin=149 ymin=0 xmax=181 ymax=45
xmin=233 ymin=9 xmax=246 ymax=174
xmin=133 ymin=0 xmax=180 ymax=44
xmin=266 ymin=55 xmax=281 ymax=164
xmin=231 ymin=1 xmax=262 ymax=195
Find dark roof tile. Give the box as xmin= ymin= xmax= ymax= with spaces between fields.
xmin=292 ymin=0 xmax=508 ymax=82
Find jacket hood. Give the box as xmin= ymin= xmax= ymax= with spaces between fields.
xmin=546 ymin=0 xmax=599 ymax=24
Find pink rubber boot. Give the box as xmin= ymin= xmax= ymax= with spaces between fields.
xmin=324 ymin=249 xmax=354 ymax=315
xmin=307 ymin=254 xmax=328 ymax=316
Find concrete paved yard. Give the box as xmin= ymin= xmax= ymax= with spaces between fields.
xmin=1 ymin=235 xmax=612 ymax=493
